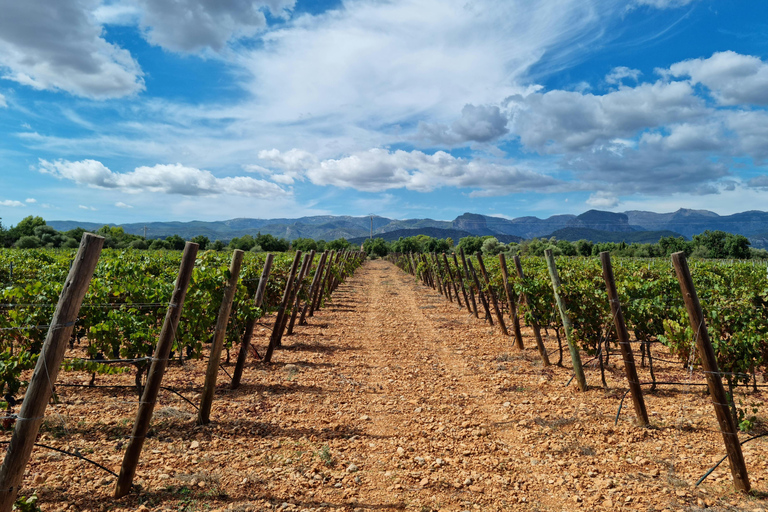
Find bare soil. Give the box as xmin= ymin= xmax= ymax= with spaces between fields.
xmin=7 ymin=259 xmax=768 ymax=511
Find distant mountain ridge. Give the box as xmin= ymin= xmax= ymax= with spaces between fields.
xmin=48 ymin=208 xmax=768 ymax=249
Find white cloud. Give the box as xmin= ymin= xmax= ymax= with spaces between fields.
xmin=667 ymin=51 xmax=768 ymax=106
xmin=0 ymin=200 xmax=25 ymax=207
xmin=297 ymin=148 xmax=563 ymax=196
xmin=507 ymin=80 xmax=704 ymax=152
xmin=418 ymin=104 xmax=509 ymax=145
xmin=0 ymin=93 xmax=6 ymax=108
xmin=586 ymin=191 xmax=619 ymax=208
xmin=39 ymin=159 xmax=290 ymax=198
xmin=0 ymin=0 xmax=144 ymax=98
xmin=605 ymin=66 xmax=641 ymax=85
xmin=632 ymin=0 xmax=699 ymax=8
xmin=115 ymin=201 xmax=133 ymax=208
xmin=24 ymin=198 xmax=36 ymax=203
xmin=79 ymin=204 xmax=97 ymax=210
xmin=132 ymin=0 xmax=295 ymax=53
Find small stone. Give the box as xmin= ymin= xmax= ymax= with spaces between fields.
xmin=414 ymin=457 xmax=425 ymax=465
xmin=190 ymin=441 xmax=200 ymax=450
xmin=434 ymin=458 xmax=444 ymax=467
xmin=419 ymin=477 xmax=429 ymax=487
xmin=347 ymin=464 xmax=358 ymax=473
xmin=414 ymin=407 xmax=423 ymax=413
xmin=464 ymin=477 xmax=473 ymax=486
xmin=502 ymin=402 xmax=511 ymax=408
xmin=334 ymin=482 xmax=343 ymax=488
xmin=396 ymin=447 xmax=405 ymax=456
xmin=360 ymin=415 xmax=370 ymax=421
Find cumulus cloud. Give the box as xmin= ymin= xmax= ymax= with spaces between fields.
xmin=507 ymin=80 xmax=704 ymax=152
xmin=25 ymin=198 xmax=36 ymax=203
xmin=299 ymin=148 xmax=563 ymax=196
xmin=0 ymin=0 xmax=144 ymax=98
xmin=132 ymin=0 xmax=296 ymax=53
xmin=38 ymin=159 xmax=290 ymax=198
xmin=747 ymin=176 xmax=768 ymax=190
xmin=79 ymin=205 xmax=97 ymax=210
xmin=0 ymin=200 xmax=25 ymax=207
xmin=586 ymin=191 xmax=619 ymax=208
xmin=605 ymin=66 xmax=641 ymax=84
xmin=418 ymin=104 xmax=509 ymax=145
xmin=115 ymin=201 xmax=133 ymax=208
xmin=666 ymin=51 xmax=768 ymax=106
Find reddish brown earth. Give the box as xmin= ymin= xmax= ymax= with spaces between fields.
xmin=6 ymin=259 xmax=768 ymax=511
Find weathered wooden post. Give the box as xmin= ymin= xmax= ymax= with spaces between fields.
xmin=231 ymin=253 xmax=274 ymax=389
xmin=671 ymin=251 xmax=750 ymax=492
xmin=286 ymin=251 xmax=315 ymax=335
xmin=544 ymin=249 xmax=586 ymax=391
xmin=475 ymin=253 xmax=507 ymax=335
xmin=299 ymin=251 xmax=328 ymax=325
xmin=513 ymin=255 xmax=550 ymax=366
xmin=442 ymin=253 xmax=463 ymax=308
xmin=115 ymin=242 xmax=198 ymax=497
xmin=263 ymin=251 xmax=302 ymax=363
xmin=464 ymin=252 xmax=493 ymax=324
xmin=0 ymin=233 xmax=104 ymax=511
xmin=453 ymin=252 xmax=474 ymax=314
xmin=600 ymin=252 xmax=649 ymax=426
xmin=498 ymin=253 xmax=524 ymax=349
xmin=198 ymin=249 xmax=244 ymax=425
xmin=310 ymin=251 xmax=336 ymax=315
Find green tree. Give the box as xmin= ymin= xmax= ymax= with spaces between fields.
xmin=15 ymin=236 xmax=41 ymax=248
xmin=326 ymin=238 xmax=352 ymax=251
xmin=363 ymin=237 xmax=389 ymax=257
xmin=165 ymin=234 xmax=186 ymax=250
xmin=255 ymin=233 xmax=290 ymax=252
xmin=292 ymin=237 xmax=318 ymax=252
xmin=190 ymin=235 xmax=210 ymax=250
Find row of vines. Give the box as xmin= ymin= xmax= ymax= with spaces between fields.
xmin=0 ymin=248 xmax=360 ymax=413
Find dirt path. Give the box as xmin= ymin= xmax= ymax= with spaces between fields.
xmin=17 ymin=260 xmax=768 ymax=511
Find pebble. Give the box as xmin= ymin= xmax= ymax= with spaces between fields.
xmin=347 ymin=463 xmax=358 ymax=473
xmin=190 ymin=441 xmax=200 ymax=450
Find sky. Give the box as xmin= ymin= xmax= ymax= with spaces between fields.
xmin=0 ymin=0 xmax=767 ymax=226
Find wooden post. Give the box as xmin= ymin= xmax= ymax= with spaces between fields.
xmin=310 ymin=251 xmax=336 ymax=315
xmin=299 ymin=251 xmax=328 ymax=325
xmin=287 ymin=251 xmax=315 ymax=335
xmin=277 ymin=252 xmax=311 ymax=344
xmin=198 ymin=249 xmax=244 ymax=425
xmin=513 ymin=255 xmax=550 ymax=366
xmin=544 ymin=249 xmax=586 ymax=391
xmin=263 ymin=251 xmax=302 ymax=363
xmin=458 ymin=249 xmax=479 ymax=317
xmin=600 ymin=252 xmax=649 ymax=426
xmin=231 ymin=253 xmax=274 ymax=389
xmin=453 ymin=252 xmax=473 ymax=314
xmin=475 ymin=253 xmax=507 ymax=335
xmin=671 ymin=251 xmax=750 ymax=492
xmin=0 ymin=233 xmax=104 ymax=511
xmin=431 ymin=253 xmax=445 ymax=296
xmin=409 ymin=253 xmax=418 ymax=278
xmin=442 ymin=253 xmax=463 ymax=309
xmin=465 ymin=254 xmax=493 ymax=325
xmin=115 ymin=242 xmax=198 ymax=498
xmin=498 ymin=254 xmax=524 ymax=349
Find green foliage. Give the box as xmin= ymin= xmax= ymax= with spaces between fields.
xmin=363 ymin=238 xmax=389 ymax=258
xmin=13 ymin=492 xmax=40 ymax=512
xmin=326 ymin=238 xmax=351 ymax=251
xmin=291 ymin=238 xmax=318 ymax=252
xmin=190 ymin=235 xmax=210 ymax=250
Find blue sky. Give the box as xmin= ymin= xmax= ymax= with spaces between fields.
xmin=1 ymin=0 xmax=767 ymax=226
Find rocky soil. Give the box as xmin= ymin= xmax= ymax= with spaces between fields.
xmin=6 ymin=259 xmax=768 ymax=511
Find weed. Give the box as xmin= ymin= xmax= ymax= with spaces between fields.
xmin=318 ymin=444 xmax=335 ymax=467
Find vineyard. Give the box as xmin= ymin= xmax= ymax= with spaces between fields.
xmin=2 ymin=235 xmax=768 ymax=510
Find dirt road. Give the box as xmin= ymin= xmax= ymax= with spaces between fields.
xmin=21 ymin=259 xmax=768 ymax=511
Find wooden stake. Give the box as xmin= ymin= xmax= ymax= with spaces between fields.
xmin=198 ymin=249 xmax=244 ymax=425
xmin=544 ymin=249 xmax=587 ymax=391
xmin=442 ymin=253 xmax=463 ymax=309
xmin=310 ymin=251 xmax=336 ymax=315
xmin=452 ymin=252 xmax=473 ymax=314
xmin=299 ymin=251 xmax=328 ymax=325
xmin=115 ymin=242 xmax=198 ymax=498
xmin=0 ymin=233 xmax=104 ymax=511
xmin=231 ymin=253 xmax=274 ymax=389
xmin=512 ymin=255 xmax=550 ymax=366
xmin=286 ymin=251 xmax=315 ymax=335
xmin=498 ymin=254 xmax=524 ymax=349
xmin=600 ymin=252 xmax=649 ymax=426
xmin=263 ymin=251 xmax=302 ymax=363
xmin=458 ymin=249 xmax=479 ymax=318
xmin=465 ymin=253 xmax=493 ymax=325
xmin=671 ymin=251 xmax=750 ymax=492
xmin=475 ymin=253 xmax=507 ymax=335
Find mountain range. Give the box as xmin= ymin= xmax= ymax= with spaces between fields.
xmin=48 ymin=209 xmax=768 ymax=249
